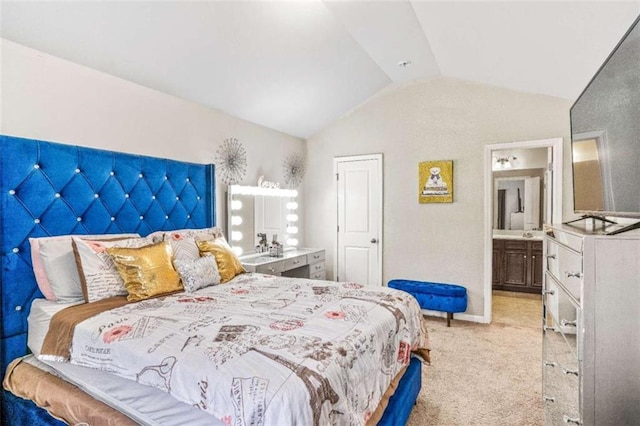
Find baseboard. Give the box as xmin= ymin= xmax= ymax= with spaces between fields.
xmin=420 ymin=309 xmax=486 ymax=324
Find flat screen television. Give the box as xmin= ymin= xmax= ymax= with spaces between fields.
xmin=570 ymin=14 xmax=640 ymax=233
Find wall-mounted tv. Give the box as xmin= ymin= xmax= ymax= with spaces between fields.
xmin=570 ymin=14 xmax=640 ymax=233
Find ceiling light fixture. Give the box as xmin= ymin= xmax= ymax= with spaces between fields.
xmin=397 ymin=60 xmax=412 ymax=68
xmin=494 ymin=155 xmax=518 ymax=169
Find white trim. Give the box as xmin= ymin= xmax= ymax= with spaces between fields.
xmin=420 ymin=309 xmax=484 ymax=325
xmin=484 ymin=137 xmax=563 ymax=324
xmin=333 ymin=153 xmax=384 ymax=285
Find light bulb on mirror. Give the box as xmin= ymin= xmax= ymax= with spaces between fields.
xmin=286 ymin=214 xmax=298 ymax=222
xmin=231 ymin=199 xmax=243 ymax=210
xmin=286 ymin=238 xmax=298 ymax=247
xmin=231 ymin=215 xmax=243 ymax=226
xmin=286 ymin=201 xmax=298 ymax=210
xmin=232 ymin=246 xmax=243 ymax=256
xmin=286 ymin=226 xmax=298 ymax=234
xmin=231 ymin=231 xmax=243 ymax=241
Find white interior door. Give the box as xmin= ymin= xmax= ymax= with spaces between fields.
xmin=335 ymin=154 xmax=382 ymax=286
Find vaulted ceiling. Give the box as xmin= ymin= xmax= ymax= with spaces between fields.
xmin=2 ymin=1 xmax=639 ymax=138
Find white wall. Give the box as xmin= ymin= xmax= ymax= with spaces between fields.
xmin=1 ymin=39 xmax=305 ymax=242
xmin=305 ymin=77 xmax=573 ymax=318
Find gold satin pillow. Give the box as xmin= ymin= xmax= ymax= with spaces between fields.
xmin=196 ymin=238 xmax=246 ymax=283
xmin=107 ymin=241 xmax=183 ymax=301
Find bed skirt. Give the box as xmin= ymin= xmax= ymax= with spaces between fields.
xmin=3 ymin=356 xmax=423 ymax=425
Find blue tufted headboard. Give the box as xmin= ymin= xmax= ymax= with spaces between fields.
xmin=0 ymin=135 xmax=215 ymax=375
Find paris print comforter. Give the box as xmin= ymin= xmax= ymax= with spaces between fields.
xmin=39 ymin=273 xmax=430 ymax=426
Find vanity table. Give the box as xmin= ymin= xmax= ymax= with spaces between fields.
xmin=240 ymin=248 xmax=326 ymax=280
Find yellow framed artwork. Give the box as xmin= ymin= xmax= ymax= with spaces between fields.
xmin=418 ymin=160 xmax=453 ymax=203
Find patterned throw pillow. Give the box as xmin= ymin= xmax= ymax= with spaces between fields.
xmin=168 ymin=236 xmax=200 ymax=262
xmin=154 ymin=227 xmax=225 ymax=243
xmin=196 ymin=237 xmax=246 ymax=283
xmin=72 ymin=237 xmax=153 ymax=303
xmin=174 ymin=255 xmax=221 ymax=292
xmin=107 ymin=241 xmax=183 ymax=302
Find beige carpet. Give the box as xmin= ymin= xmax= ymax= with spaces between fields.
xmin=406 ymin=292 xmax=543 ymax=425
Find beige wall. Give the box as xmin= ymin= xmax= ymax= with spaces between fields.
xmin=305 ymin=78 xmax=573 ymax=318
xmin=1 ymin=39 xmax=305 ymax=240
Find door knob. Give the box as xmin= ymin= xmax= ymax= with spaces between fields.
xmin=370 ymin=238 xmax=378 ymax=244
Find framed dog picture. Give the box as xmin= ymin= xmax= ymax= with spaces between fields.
xmin=419 ymin=160 xmax=453 ymax=203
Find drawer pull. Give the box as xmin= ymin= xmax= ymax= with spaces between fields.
xmin=314 ymin=274 xmax=322 ymax=279
xmin=293 ymin=260 xmax=300 ymax=264
xmin=565 ymin=271 xmax=582 ymax=279
xmin=563 ymin=415 xmax=581 ymax=424
xmin=543 ymin=361 xmax=557 ymax=368
xmin=543 ymin=396 xmax=555 ymax=403
xmin=313 ymin=255 xmax=321 ymax=259
xmin=269 ymin=267 xmax=276 ymax=273
xmin=315 ymin=265 xmax=322 ymax=270
xmin=561 ymin=319 xmax=577 ymax=327
xmin=562 ymin=368 xmax=579 ymax=377
xmin=542 ymin=290 xmax=555 ymax=295
xmin=546 ymin=254 xmax=557 ymax=260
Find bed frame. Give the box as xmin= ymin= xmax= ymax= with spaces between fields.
xmin=0 ymin=135 xmax=420 ymax=425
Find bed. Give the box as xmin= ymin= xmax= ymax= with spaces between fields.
xmin=1 ymin=135 xmax=428 ymax=425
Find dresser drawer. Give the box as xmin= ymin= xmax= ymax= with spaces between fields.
xmin=544 ymin=326 xmax=579 ymax=375
xmin=284 ymin=255 xmax=307 ymax=271
xmin=544 ymin=282 xmax=580 ymax=354
xmin=546 ymin=240 xmax=582 ymax=302
xmin=546 ymin=228 xmax=583 ymax=254
xmin=543 ymin=353 xmax=581 ymax=426
xmin=256 ymin=260 xmax=285 ymax=275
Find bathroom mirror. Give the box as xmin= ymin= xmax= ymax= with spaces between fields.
xmin=493 ymin=175 xmax=542 ymax=230
xmin=227 ymin=185 xmax=299 ymax=256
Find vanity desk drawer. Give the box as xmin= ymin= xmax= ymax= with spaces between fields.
xmin=285 ymin=255 xmax=307 ymax=271
xmin=310 ymin=269 xmax=326 ymax=280
xmin=309 ymin=251 xmax=325 ymax=263
xmin=255 ymin=261 xmax=284 ymax=275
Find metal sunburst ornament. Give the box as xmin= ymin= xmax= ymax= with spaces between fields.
xmin=215 ymin=138 xmax=247 ymax=185
xmin=283 ymin=153 xmax=305 ymax=188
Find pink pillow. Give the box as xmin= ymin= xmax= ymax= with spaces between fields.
xmin=29 ymin=239 xmax=56 ymax=300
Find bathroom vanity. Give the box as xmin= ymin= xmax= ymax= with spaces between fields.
xmin=492 ymin=231 xmax=543 ymax=293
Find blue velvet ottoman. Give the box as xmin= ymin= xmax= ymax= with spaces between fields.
xmin=388 ymin=279 xmax=468 ymax=326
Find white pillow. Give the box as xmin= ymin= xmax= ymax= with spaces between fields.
xmin=32 ymin=233 xmax=139 ymax=303
xmin=73 ymin=236 xmax=153 ymax=303
xmin=174 ymin=255 xmax=221 ymax=292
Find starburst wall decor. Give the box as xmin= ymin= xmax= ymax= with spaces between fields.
xmin=215 ymin=137 xmax=247 ymax=185
xmin=283 ymin=152 xmax=305 ymax=188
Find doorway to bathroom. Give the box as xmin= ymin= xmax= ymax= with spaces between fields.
xmin=483 ymin=138 xmax=563 ymax=324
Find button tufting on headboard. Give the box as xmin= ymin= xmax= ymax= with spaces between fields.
xmin=0 ymin=135 xmax=216 ymax=374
